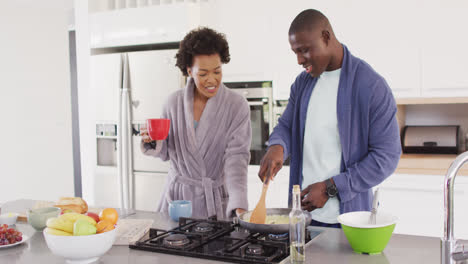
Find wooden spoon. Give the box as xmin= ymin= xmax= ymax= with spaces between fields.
xmin=250 ymin=170 xmax=271 ymax=224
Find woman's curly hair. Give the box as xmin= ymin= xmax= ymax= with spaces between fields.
xmin=176 ymin=27 xmax=230 ymax=76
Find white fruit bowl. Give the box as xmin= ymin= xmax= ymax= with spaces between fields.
xmin=43 ymin=227 xmax=117 ymax=264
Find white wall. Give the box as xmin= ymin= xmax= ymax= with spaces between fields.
xmin=0 ymin=0 xmax=74 ymax=201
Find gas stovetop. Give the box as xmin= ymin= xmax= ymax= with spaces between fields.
xmin=129 ymin=216 xmax=321 ymax=264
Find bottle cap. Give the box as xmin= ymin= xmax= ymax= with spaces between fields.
xmin=293 ymin=185 xmax=300 ymax=193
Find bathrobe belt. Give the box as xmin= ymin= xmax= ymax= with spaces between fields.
xmin=169 ymin=174 xmax=225 ymax=218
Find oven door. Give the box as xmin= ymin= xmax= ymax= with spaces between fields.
xmin=248 ymin=99 xmax=270 ymax=165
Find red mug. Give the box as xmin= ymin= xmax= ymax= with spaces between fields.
xmin=146 ymin=118 xmax=170 ymax=140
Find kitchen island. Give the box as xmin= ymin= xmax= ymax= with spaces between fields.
xmin=1 ymin=200 xmax=440 ymax=264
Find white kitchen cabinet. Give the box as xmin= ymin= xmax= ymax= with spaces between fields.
xmin=376 ymin=173 xmax=468 ymax=239
xmin=420 ymin=0 xmax=468 ymax=97
xmin=329 ymin=0 xmax=422 ymax=98
xmin=199 ymin=0 xmax=425 ymax=100
xmin=266 ymin=0 xmax=423 ymax=100
xmin=199 ymin=0 xmax=275 ymax=83
xmin=89 ymin=3 xmax=200 ymax=48
xmin=204 ymin=0 xmax=468 ymax=100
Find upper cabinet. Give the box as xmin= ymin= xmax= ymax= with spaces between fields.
xmin=420 ymin=0 xmax=468 ymax=98
xmin=90 ymin=0 xmax=468 ymax=100
xmin=201 ymin=0 xmax=468 ymax=100
xmin=201 ymin=0 xmax=426 ymax=100
xmin=328 ymin=0 xmax=422 ymax=99
xmin=89 ymin=3 xmax=200 ymax=48
xmin=200 ymin=0 xmax=275 ymax=83
xmin=265 ymin=0 xmax=424 ymax=99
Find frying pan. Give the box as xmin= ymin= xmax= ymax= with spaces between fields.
xmin=237 ymin=208 xmax=312 ymax=234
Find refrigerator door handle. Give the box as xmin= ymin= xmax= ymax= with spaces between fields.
xmin=127 ymin=92 xmax=134 ymax=209
xmin=120 ymin=53 xmax=132 ymax=210
xmin=124 ymin=53 xmax=134 ymax=209
xmin=117 ymin=54 xmax=125 ymax=210
xmin=121 ymin=88 xmax=130 ymax=210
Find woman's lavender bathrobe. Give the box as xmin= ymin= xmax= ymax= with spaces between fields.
xmin=141 ymin=78 xmax=251 ymax=219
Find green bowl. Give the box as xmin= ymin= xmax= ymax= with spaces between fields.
xmin=337 ymin=211 xmax=397 ymax=255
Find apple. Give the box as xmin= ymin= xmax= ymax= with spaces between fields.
xmin=60 ymin=209 xmax=73 ymax=215
xmin=73 ymin=219 xmax=97 ymax=236
xmin=85 ymin=212 xmax=100 ymax=223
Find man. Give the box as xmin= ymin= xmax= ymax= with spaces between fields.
xmin=258 ymin=9 xmax=401 ymax=228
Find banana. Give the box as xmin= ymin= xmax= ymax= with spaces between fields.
xmin=59 ymin=212 xmax=97 ymax=226
xmin=46 ymin=217 xmax=74 ymax=233
xmin=44 ymin=227 xmax=72 ymax=236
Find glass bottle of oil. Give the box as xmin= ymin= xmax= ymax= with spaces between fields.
xmin=289 ymin=185 xmax=305 ymax=263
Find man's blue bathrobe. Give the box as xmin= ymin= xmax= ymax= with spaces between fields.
xmin=269 ymin=45 xmax=402 ymax=213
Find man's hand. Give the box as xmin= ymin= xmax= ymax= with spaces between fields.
xmin=300 ymin=182 xmax=329 ymax=212
xmin=235 ymin=208 xmax=246 ymax=217
xmin=258 ymin=145 xmax=284 ymax=183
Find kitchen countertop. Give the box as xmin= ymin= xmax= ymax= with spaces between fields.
xmin=1 ymin=200 xmax=441 ymax=264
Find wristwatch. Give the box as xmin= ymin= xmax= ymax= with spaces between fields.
xmin=325 ymin=178 xmax=338 ymax=197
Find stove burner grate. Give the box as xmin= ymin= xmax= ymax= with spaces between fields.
xmin=245 ymin=243 xmax=264 ymax=255
xmin=163 ymin=234 xmax=190 ymax=248
xmin=193 ymin=222 xmax=214 ymax=233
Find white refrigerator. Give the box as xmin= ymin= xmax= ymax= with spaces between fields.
xmin=90 ymin=49 xmax=184 ymax=211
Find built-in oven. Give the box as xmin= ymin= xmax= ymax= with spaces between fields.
xmin=224 ymin=81 xmax=273 ymax=165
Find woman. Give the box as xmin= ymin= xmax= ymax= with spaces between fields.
xmin=141 ymin=27 xmax=251 ymax=219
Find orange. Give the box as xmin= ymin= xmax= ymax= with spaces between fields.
xmin=96 ymin=220 xmax=114 ymax=233
xmin=99 ymin=208 xmax=119 ymax=225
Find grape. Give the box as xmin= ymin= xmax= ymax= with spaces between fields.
xmin=0 ymin=225 xmax=23 ymax=246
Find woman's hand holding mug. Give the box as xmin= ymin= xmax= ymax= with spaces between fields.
xmin=140 ymin=124 xmax=153 ymax=143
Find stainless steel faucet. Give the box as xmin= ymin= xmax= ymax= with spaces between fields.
xmin=441 ymin=151 xmax=468 ymax=264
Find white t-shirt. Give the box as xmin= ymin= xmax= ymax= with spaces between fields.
xmin=302 ymin=68 xmax=342 ymax=224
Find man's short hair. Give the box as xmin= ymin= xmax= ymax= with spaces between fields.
xmin=289 ymin=9 xmax=329 ymax=35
